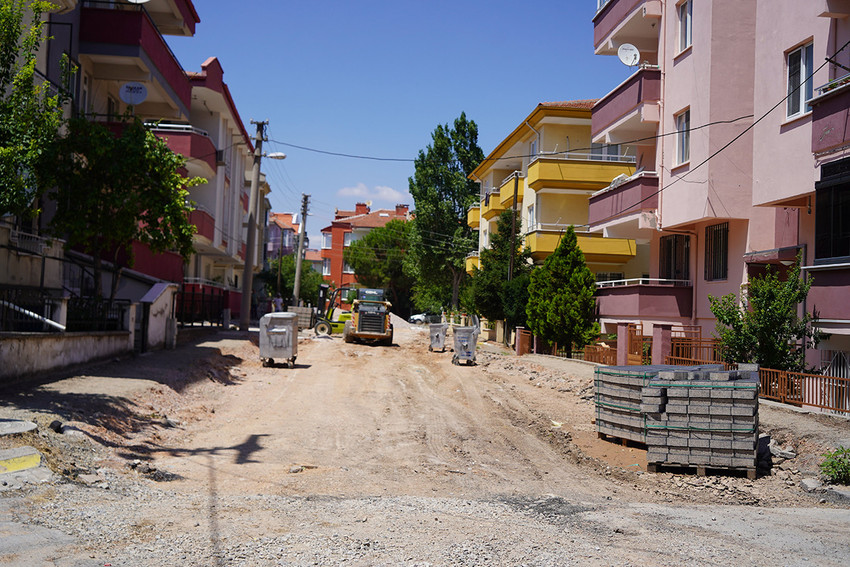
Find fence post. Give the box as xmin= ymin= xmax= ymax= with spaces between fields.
xmin=125 ymin=304 xmax=137 ymax=352
xmin=652 ymin=323 xmax=673 ymax=365
xmin=616 ymin=322 xmax=630 ymax=366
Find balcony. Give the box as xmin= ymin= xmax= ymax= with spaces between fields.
xmin=527 ymin=154 xmax=635 ymax=192
xmin=499 ymin=173 xmax=525 ymax=207
xmin=481 ymin=191 xmax=505 ymax=221
xmin=467 ymin=206 xmax=480 ymax=229
xmin=524 ymin=228 xmax=636 ymax=263
xmin=811 ymin=74 xmax=850 ymax=156
xmin=593 ymin=0 xmax=662 ymax=56
xmin=465 ymin=252 xmax=480 ymax=275
xmin=588 ymin=171 xmax=658 ymax=227
xmin=803 ymin=263 xmax=850 ymax=321
xmin=595 ymin=279 xmax=693 ymax=320
xmin=149 ymin=123 xmax=217 ymax=177
xmin=592 ymin=67 xmax=661 ymax=144
xmin=189 ymin=207 xmax=215 ymax=243
xmin=79 ymin=4 xmax=191 ymax=119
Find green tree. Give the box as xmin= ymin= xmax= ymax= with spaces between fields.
xmin=262 ymin=254 xmax=324 ymax=306
xmin=343 ymin=219 xmax=414 ymax=314
xmin=471 ymin=208 xmax=532 ymax=328
xmin=708 ymin=256 xmax=821 ymax=371
xmin=0 ymin=0 xmax=68 ymax=217
xmin=406 ymin=112 xmax=484 ymax=311
xmin=526 ymin=226 xmax=599 ymax=356
xmin=45 ymin=116 xmax=202 ymax=298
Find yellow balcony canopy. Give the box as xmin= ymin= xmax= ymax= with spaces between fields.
xmin=481 ymin=193 xmax=505 ymax=220
xmin=465 ymin=253 xmax=480 ymax=275
xmin=527 ymin=156 xmax=634 ymax=192
xmin=467 ymin=206 xmax=480 ymax=229
xmin=525 ymin=230 xmax=636 ymax=263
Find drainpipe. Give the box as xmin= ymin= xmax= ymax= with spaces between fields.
xmin=525 ymin=121 xmax=541 ymax=160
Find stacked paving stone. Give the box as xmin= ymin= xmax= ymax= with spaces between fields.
xmin=593 ymin=365 xmax=722 ymax=444
xmin=594 ymin=364 xmax=759 ymax=476
xmin=644 ymin=367 xmax=759 ymax=476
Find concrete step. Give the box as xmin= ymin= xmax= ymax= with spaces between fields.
xmin=0 ymin=419 xmax=37 ymax=437
xmin=0 ymin=446 xmax=42 ymax=475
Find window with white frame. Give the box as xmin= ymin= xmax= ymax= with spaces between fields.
xmin=527 ymin=203 xmax=536 ymax=232
xmin=529 ymin=138 xmax=538 ymax=161
xmin=322 ymin=258 xmax=331 ymax=276
xmin=787 ymin=42 xmax=814 ymax=118
xmin=343 ymin=261 xmax=354 ymax=274
xmin=678 ymin=0 xmax=692 ymax=52
xmin=676 ymin=109 xmax=690 ymax=164
xmin=321 ymin=232 xmax=332 ymax=249
xmin=343 ymin=232 xmax=355 ymax=247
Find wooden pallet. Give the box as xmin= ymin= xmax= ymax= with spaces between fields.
xmin=647 ymin=461 xmax=757 ymax=480
xmin=597 ymin=431 xmax=647 ymax=449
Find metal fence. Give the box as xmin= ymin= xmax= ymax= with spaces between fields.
xmin=174 ymin=285 xmax=226 ymax=327
xmin=65 ymin=297 xmax=130 ymax=332
xmin=0 ymin=286 xmax=61 ymax=332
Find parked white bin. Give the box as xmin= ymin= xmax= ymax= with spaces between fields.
xmin=260 ymin=312 xmax=298 ymax=368
xmin=452 ymin=326 xmax=477 ymax=365
xmin=429 ymin=323 xmax=449 ymax=352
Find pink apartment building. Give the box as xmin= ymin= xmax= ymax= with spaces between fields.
xmin=589 ymin=0 xmax=850 ymax=372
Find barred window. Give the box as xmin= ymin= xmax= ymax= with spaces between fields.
xmin=704 ymin=222 xmax=728 ymax=281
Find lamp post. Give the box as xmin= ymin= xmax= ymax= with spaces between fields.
xmin=239 ymin=119 xmax=285 ymax=331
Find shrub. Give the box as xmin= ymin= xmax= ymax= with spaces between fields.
xmin=820 ymin=446 xmax=850 ymax=485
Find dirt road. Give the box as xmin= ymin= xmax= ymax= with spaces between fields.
xmin=1 ymin=317 xmax=849 ymax=566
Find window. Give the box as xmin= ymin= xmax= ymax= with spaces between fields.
xmin=678 ymin=0 xmax=692 ymax=52
xmin=322 ymin=258 xmax=331 ymax=276
xmin=321 ymin=232 xmax=332 ymax=249
xmin=815 ymin=157 xmax=850 ymax=263
xmin=343 ymin=261 xmax=354 ymax=274
xmin=659 ymin=234 xmax=690 ymax=281
xmin=595 ymin=272 xmax=624 ymax=284
xmin=527 ymin=203 xmax=536 ymax=232
xmin=591 ymin=142 xmax=621 ymax=161
xmin=529 ymin=139 xmax=538 ymax=161
xmin=343 ymin=232 xmax=355 ymax=247
xmin=787 ymin=42 xmax=814 ymax=118
xmin=704 ymin=222 xmax=729 ymax=281
xmin=676 ymin=110 xmax=690 ymax=164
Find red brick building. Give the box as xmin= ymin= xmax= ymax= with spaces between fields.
xmin=320 ymin=203 xmax=410 ymax=287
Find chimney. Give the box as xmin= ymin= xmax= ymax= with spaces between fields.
xmin=395 ymin=204 xmax=409 ymax=217
xmin=355 ymin=202 xmax=370 ymax=215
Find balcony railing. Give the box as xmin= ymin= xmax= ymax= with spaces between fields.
xmin=530 ymin=151 xmax=636 ymax=165
xmin=811 ymin=73 xmax=850 ymax=156
xmin=596 ymin=277 xmax=691 ymax=288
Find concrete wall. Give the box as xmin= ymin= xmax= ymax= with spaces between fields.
xmin=141 ymin=283 xmax=178 ymax=350
xmin=0 ymin=224 xmax=64 ymax=289
xmin=0 ymin=330 xmax=133 ymax=381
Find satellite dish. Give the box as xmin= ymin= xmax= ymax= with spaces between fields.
xmin=618 ymin=44 xmax=640 ymax=67
xmin=119 ymin=82 xmax=147 ymax=105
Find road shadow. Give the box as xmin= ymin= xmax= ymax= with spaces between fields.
xmin=0 ymin=337 xmax=245 ymax=450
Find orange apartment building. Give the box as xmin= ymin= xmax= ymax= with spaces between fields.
xmin=320 ymin=203 xmax=410 ymax=287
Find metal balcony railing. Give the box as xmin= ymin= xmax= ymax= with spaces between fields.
xmin=595 ymin=277 xmax=692 ymax=288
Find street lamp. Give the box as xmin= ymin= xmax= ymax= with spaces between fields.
xmin=239 ymin=120 xmax=286 ymax=331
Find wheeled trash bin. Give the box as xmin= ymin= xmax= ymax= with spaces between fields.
xmin=428 ymin=323 xmax=449 ymax=352
xmin=452 ymin=326 xmax=477 ymax=365
xmin=260 ymin=312 xmax=298 ymax=368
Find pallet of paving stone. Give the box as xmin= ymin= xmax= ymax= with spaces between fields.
xmin=594 ymin=366 xmax=657 ymax=444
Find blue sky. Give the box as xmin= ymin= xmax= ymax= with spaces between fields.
xmin=166 ymin=1 xmax=630 ymax=245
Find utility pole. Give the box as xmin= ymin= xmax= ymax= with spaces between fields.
xmin=508 ymin=171 xmax=519 ymax=281
xmin=291 ymin=193 xmax=310 ymax=307
xmin=239 ymin=120 xmax=267 ymax=331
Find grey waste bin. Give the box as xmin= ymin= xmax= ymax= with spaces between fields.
xmin=428 ymin=323 xmax=449 ymax=352
xmin=452 ymin=326 xmax=477 ymax=365
xmin=260 ymin=312 xmax=298 ymax=368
